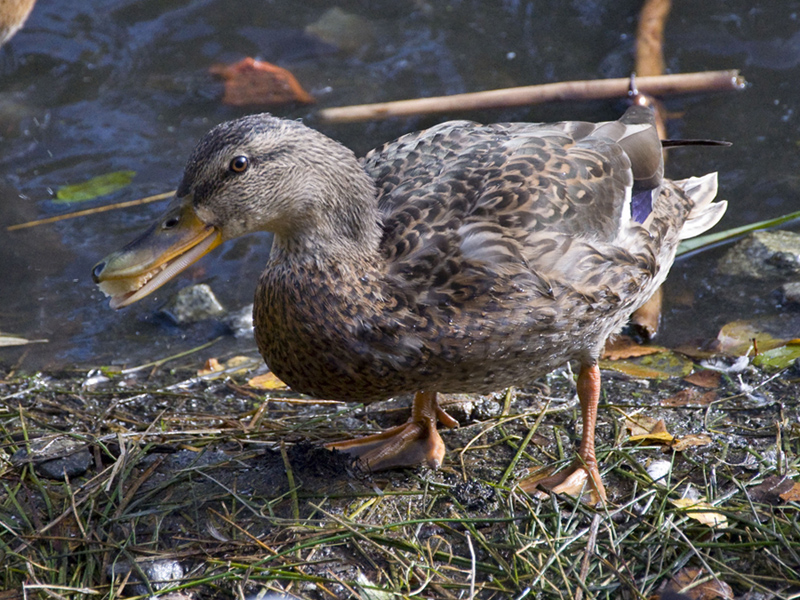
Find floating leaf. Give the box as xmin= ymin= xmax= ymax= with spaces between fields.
xmin=210 ymin=58 xmax=314 ymax=107
xmin=600 ymin=350 xmax=693 ymax=379
xmin=716 ymin=320 xmax=787 ymax=356
xmin=671 ymin=498 xmax=729 ymax=528
xmin=247 ymin=371 xmax=289 ymax=390
xmin=55 ymin=170 xmax=136 ymax=203
xmin=677 ymin=207 xmax=800 ymax=257
xmin=602 ymin=335 xmax=665 ymax=360
xmin=0 ymin=333 xmax=48 ymax=347
xmin=752 ymin=342 xmax=800 ymax=371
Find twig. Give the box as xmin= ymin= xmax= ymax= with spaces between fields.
xmin=628 ymin=0 xmax=673 ymax=336
xmin=574 ymin=514 xmax=601 ymax=600
xmin=636 ymin=0 xmax=671 ymax=77
xmin=466 ymin=531 xmax=476 ymax=600
xmin=6 ymin=190 xmax=174 ymax=232
xmin=498 ymin=398 xmax=551 ymax=487
xmin=280 ymin=441 xmax=301 ymax=522
xmin=318 ymin=70 xmax=745 ymax=123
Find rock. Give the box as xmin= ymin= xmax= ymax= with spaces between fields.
xmin=160 ymin=283 xmax=225 ymax=324
xmin=782 ymin=281 xmax=800 ymax=304
xmin=718 ymin=230 xmax=800 ymax=281
xmin=12 ymin=436 xmax=92 ymax=480
xmin=305 ymin=8 xmax=375 ymax=55
xmin=224 ymin=303 xmax=255 ymax=338
xmin=109 ymin=559 xmax=184 ymax=596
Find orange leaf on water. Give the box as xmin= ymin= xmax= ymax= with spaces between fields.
xmin=210 ymin=57 xmax=315 ymax=107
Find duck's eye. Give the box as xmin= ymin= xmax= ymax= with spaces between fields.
xmin=163 ymin=215 xmax=180 ymax=229
xmin=229 ymin=155 xmax=249 ymax=173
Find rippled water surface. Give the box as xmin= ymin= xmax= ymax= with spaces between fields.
xmin=1 ymin=0 xmax=799 ymax=370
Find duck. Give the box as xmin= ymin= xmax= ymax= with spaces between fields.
xmin=92 ymin=106 xmax=726 ymax=503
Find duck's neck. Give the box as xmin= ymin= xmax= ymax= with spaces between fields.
xmin=269 ymin=185 xmax=383 ymax=269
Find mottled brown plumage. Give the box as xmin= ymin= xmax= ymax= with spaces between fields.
xmin=93 ymin=107 xmax=726 ymax=502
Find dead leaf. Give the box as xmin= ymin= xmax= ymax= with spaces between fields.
xmin=671 ymin=498 xmax=728 ymax=528
xmin=670 ymin=433 xmax=713 ymax=452
xmin=716 ymin=320 xmax=786 ymax=356
xmin=198 ymin=356 xmax=257 ymax=377
xmin=661 ymin=388 xmax=717 ymax=407
xmin=749 ymin=475 xmax=795 ymax=504
xmin=603 ymin=335 xmax=665 ymax=360
xmin=626 ymin=416 xmax=675 ymax=444
xmin=683 ymin=370 xmax=721 ymax=389
xmin=663 ymin=567 xmax=733 ymax=600
xmin=779 ymin=481 xmax=800 ymax=502
xmin=210 ymin=57 xmax=315 ymax=107
xmin=247 ymin=372 xmax=289 ymax=390
xmin=600 ymin=351 xmax=693 ymax=379
xmin=198 ymin=357 xmax=223 ymax=376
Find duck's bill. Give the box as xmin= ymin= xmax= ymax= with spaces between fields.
xmin=92 ymin=203 xmax=222 ymax=309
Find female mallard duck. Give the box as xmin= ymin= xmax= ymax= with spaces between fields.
xmin=92 ymin=107 xmax=725 ymax=503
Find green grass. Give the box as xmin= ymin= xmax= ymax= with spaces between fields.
xmin=0 ymin=363 xmax=798 ymax=599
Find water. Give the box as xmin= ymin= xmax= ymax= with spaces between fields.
xmin=1 ymin=0 xmax=798 ymax=371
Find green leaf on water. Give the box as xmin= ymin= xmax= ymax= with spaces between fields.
xmin=677 ymin=208 xmax=800 ymax=256
xmin=752 ymin=342 xmax=800 ymax=371
xmin=55 ymin=170 xmax=136 ymax=203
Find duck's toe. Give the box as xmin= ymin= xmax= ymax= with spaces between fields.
xmin=518 ymin=460 xmax=607 ymax=505
xmin=326 ymin=419 xmax=446 ymax=471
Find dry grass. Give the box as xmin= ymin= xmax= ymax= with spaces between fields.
xmin=0 ymin=360 xmax=798 ymax=599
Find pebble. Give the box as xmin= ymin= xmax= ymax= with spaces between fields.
xmin=159 ymin=283 xmax=225 ymax=324
xmin=11 ymin=436 xmax=92 ymax=480
xmin=718 ymin=230 xmax=800 ymax=281
xmin=224 ymin=303 xmax=255 ymax=338
xmin=305 ymin=7 xmax=376 ymax=55
xmin=109 ymin=559 xmax=184 ymax=596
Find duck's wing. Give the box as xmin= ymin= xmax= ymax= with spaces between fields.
xmin=362 ymin=108 xmax=668 ymax=291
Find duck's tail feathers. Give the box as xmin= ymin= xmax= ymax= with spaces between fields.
xmin=675 ymin=172 xmax=728 ymax=240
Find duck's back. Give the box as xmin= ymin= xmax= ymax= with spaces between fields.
xmin=356 ymin=108 xmax=724 ymax=378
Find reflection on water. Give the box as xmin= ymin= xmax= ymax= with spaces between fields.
xmin=1 ymin=0 xmax=798 ymax=370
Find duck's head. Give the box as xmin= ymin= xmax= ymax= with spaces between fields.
xmin=92 ymin=113 xmax=378 ymax=309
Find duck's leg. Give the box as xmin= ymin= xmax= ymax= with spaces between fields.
xmin=326 ymin=390 xmax=458 ymax=471
xmin=518 ymin=362 xmax=607 ymax=504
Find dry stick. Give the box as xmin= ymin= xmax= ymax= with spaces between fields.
xmin=636 ymin=0 xmax=672 ymax=79
xmin=628 ymin=0 xmax=673 ymax=336
xmin=6 ymin=190 xmax=174 ymax=232
xmin=318 ymin=70 xmax=745 ymax=124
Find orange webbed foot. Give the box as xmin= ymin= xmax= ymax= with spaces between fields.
xmin=517 ymin=361 xmax=608 ymax=506
xmin=326 ymin=391 xmax=458 ymax=472
xmin=518 ymin=459 xmax=607 ymax=505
